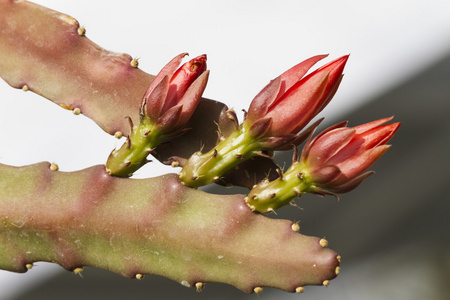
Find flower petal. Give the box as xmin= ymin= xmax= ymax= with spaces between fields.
xmin=353 ymin=116 xmax=394 ymax=135
xmin=245 ymin=77 xmax=281 ymax=125
xmin=266 ymin=71 xmax=330 ymax=136
xmin=277 ymin=54 xmax=328 ymax=99
xmin=142 ymin=53 xmax=187 ymax=102
xmin=145 ymin=75 xmax=170 ymax=121
xmin=248 ymin=117 xmax=273 ymax=139
xmin=309 ymin=165 xmax=341 ymax=185
xmin=156 ymin=104 xmax=183 ymax=132
xmin=331 ymin=145 xmax=391 ymax=185
xmin=326 ymin=171 xmax=374 ymax=193
xmin=306 ymin=127 xmax=355 ymax=167
xmin=175 ymin=70 xmax=210 ymax=128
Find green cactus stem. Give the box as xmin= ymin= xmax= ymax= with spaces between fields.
xmin=246 ymin=161 xmax=316 ymax=213
xmin=0 ymin=162 xmax=339 ymax=293
xmin=105 ymin=115 xmax=165 ymax=177
xmin=179 ymin=125 xmax=264 ymax=188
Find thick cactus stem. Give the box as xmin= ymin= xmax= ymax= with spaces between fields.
xmin=0 ymin=0 xmax=154 ymax=135
xmin=0 ymin=162 xmax=339 ymax=293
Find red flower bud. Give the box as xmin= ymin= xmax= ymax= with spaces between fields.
xmin=244 ymin=55 xmax=348 ymax=149
xmin=142 ymin=53 xmax=209 ymax=133
xmin=301 ymin=117 xmax=401 ymax=193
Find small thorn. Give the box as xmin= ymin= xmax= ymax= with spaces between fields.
xmin=191 ymin=176 xmax=198 ymax=181
xmin=267 ymin=207 xmax=276 ymax=214
xmin=126 ymin=138 xmax=132 ymax=149
xmin=323 ymin=280 xmax=330 ymax=288
xmin=105 ymin=168 xmax=112 ymax=175
xmin=73 ymin=107 xmax=81 ymax=115
xmin=216 ymin=130 xmax=224 ymax=141
xmin=291 ymin=222 xmax=300 ymax=232
xmin=135 ymin=273 xmax=144 ymax=280
xmin=242 ymin=108 xmax=247 ymax=120
xmin=319 ymin=238 xmax=328 ymax=248
xmin=73 ymin=267 xmax=84 ymax=276
xmin=292 ymin=146 xmax=298 ymax=163
xmin=269 ymin=193 xmax=276 ymax=198
xmin=296 ymin=172 xmax=304 ymax=180
xmin=226 ymin=109 xmax=240 ymax=131
xmin=293 ymin=187 xmax=301 ymax=197
xmin=335 ymin=266 xmax=340 ymax=275
xmin=25 ymin=263 xmax=33 ymax=270
xmin=114 ymin=131 xmax=123 ymax=139
xmin=126 ymin=116 xmax=134 ymax=132
xmin=235 ymin=153 xmax=244 ymax=159
xmin=295 ymin=287 xmax=304 ymax=294
xmin=50 ymin=163 xmax=59 ymax=171
xmin=213 ymin=176 xmax=220 ymax=183
xmin=22 ymin=85 xmax=29 ymax=92
xmin=195 ymin=282 xmax=204 ymax=292
xmin=140 ymin=98 xmax=148 ymax=119
xmin=251 ymin=195 xmax=257 ymax=200
xmin=77 ymin=26 xmax=86 ymax=36
xmin=171 ymin=161 xmax=180 ymax=168
xmin=130 ymin=58 xmax=139 ymax=68
xmin=253 ymin=287 xmax=263 ymax=295
xmin=276 ymin=168 xmax=283 ymax=180
xmin=124 ymin=161 xmax=132 ymax=167
xmin=143 ymin=129 xmax=151 ymax=137
xmin=212 ymin=149 xmax=218 ymax=158
xmin=337 ymin=255 xmax=341 ymax=263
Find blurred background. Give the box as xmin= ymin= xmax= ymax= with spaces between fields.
xmin=0 ymin=0 xmax=449 ymax=299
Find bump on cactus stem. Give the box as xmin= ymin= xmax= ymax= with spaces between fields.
xmin=0 ymin=162 xmax=340 ymax=293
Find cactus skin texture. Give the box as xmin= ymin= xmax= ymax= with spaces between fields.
xmin=0 ymin=162 xmax=339 ymax=293
xmin=0 ymin=0 xmax=153 ymax=136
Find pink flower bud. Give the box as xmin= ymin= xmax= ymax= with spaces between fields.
xmin=301 ymin=117 xmax=401 ymax=193
xmin=142 ymin=53 xmax=209 ymax=133
xmin=244 ymin=55 xmax=348 ymax=149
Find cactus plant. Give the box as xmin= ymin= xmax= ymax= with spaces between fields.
xmin=0 ymin=0 xmax=275 ymax=187
xmin=0 ymin=0 xmax=400 ymax=295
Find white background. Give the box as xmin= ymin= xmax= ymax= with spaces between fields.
xmin=1 ymin=0 xmax=450 ymax=299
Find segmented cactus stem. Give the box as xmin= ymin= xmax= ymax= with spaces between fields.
xmin=0 ymin=162 xmax=340 ymax=293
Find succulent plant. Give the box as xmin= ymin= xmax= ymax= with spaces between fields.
xmin=0 ymin=0 xmax=399 ymax=295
